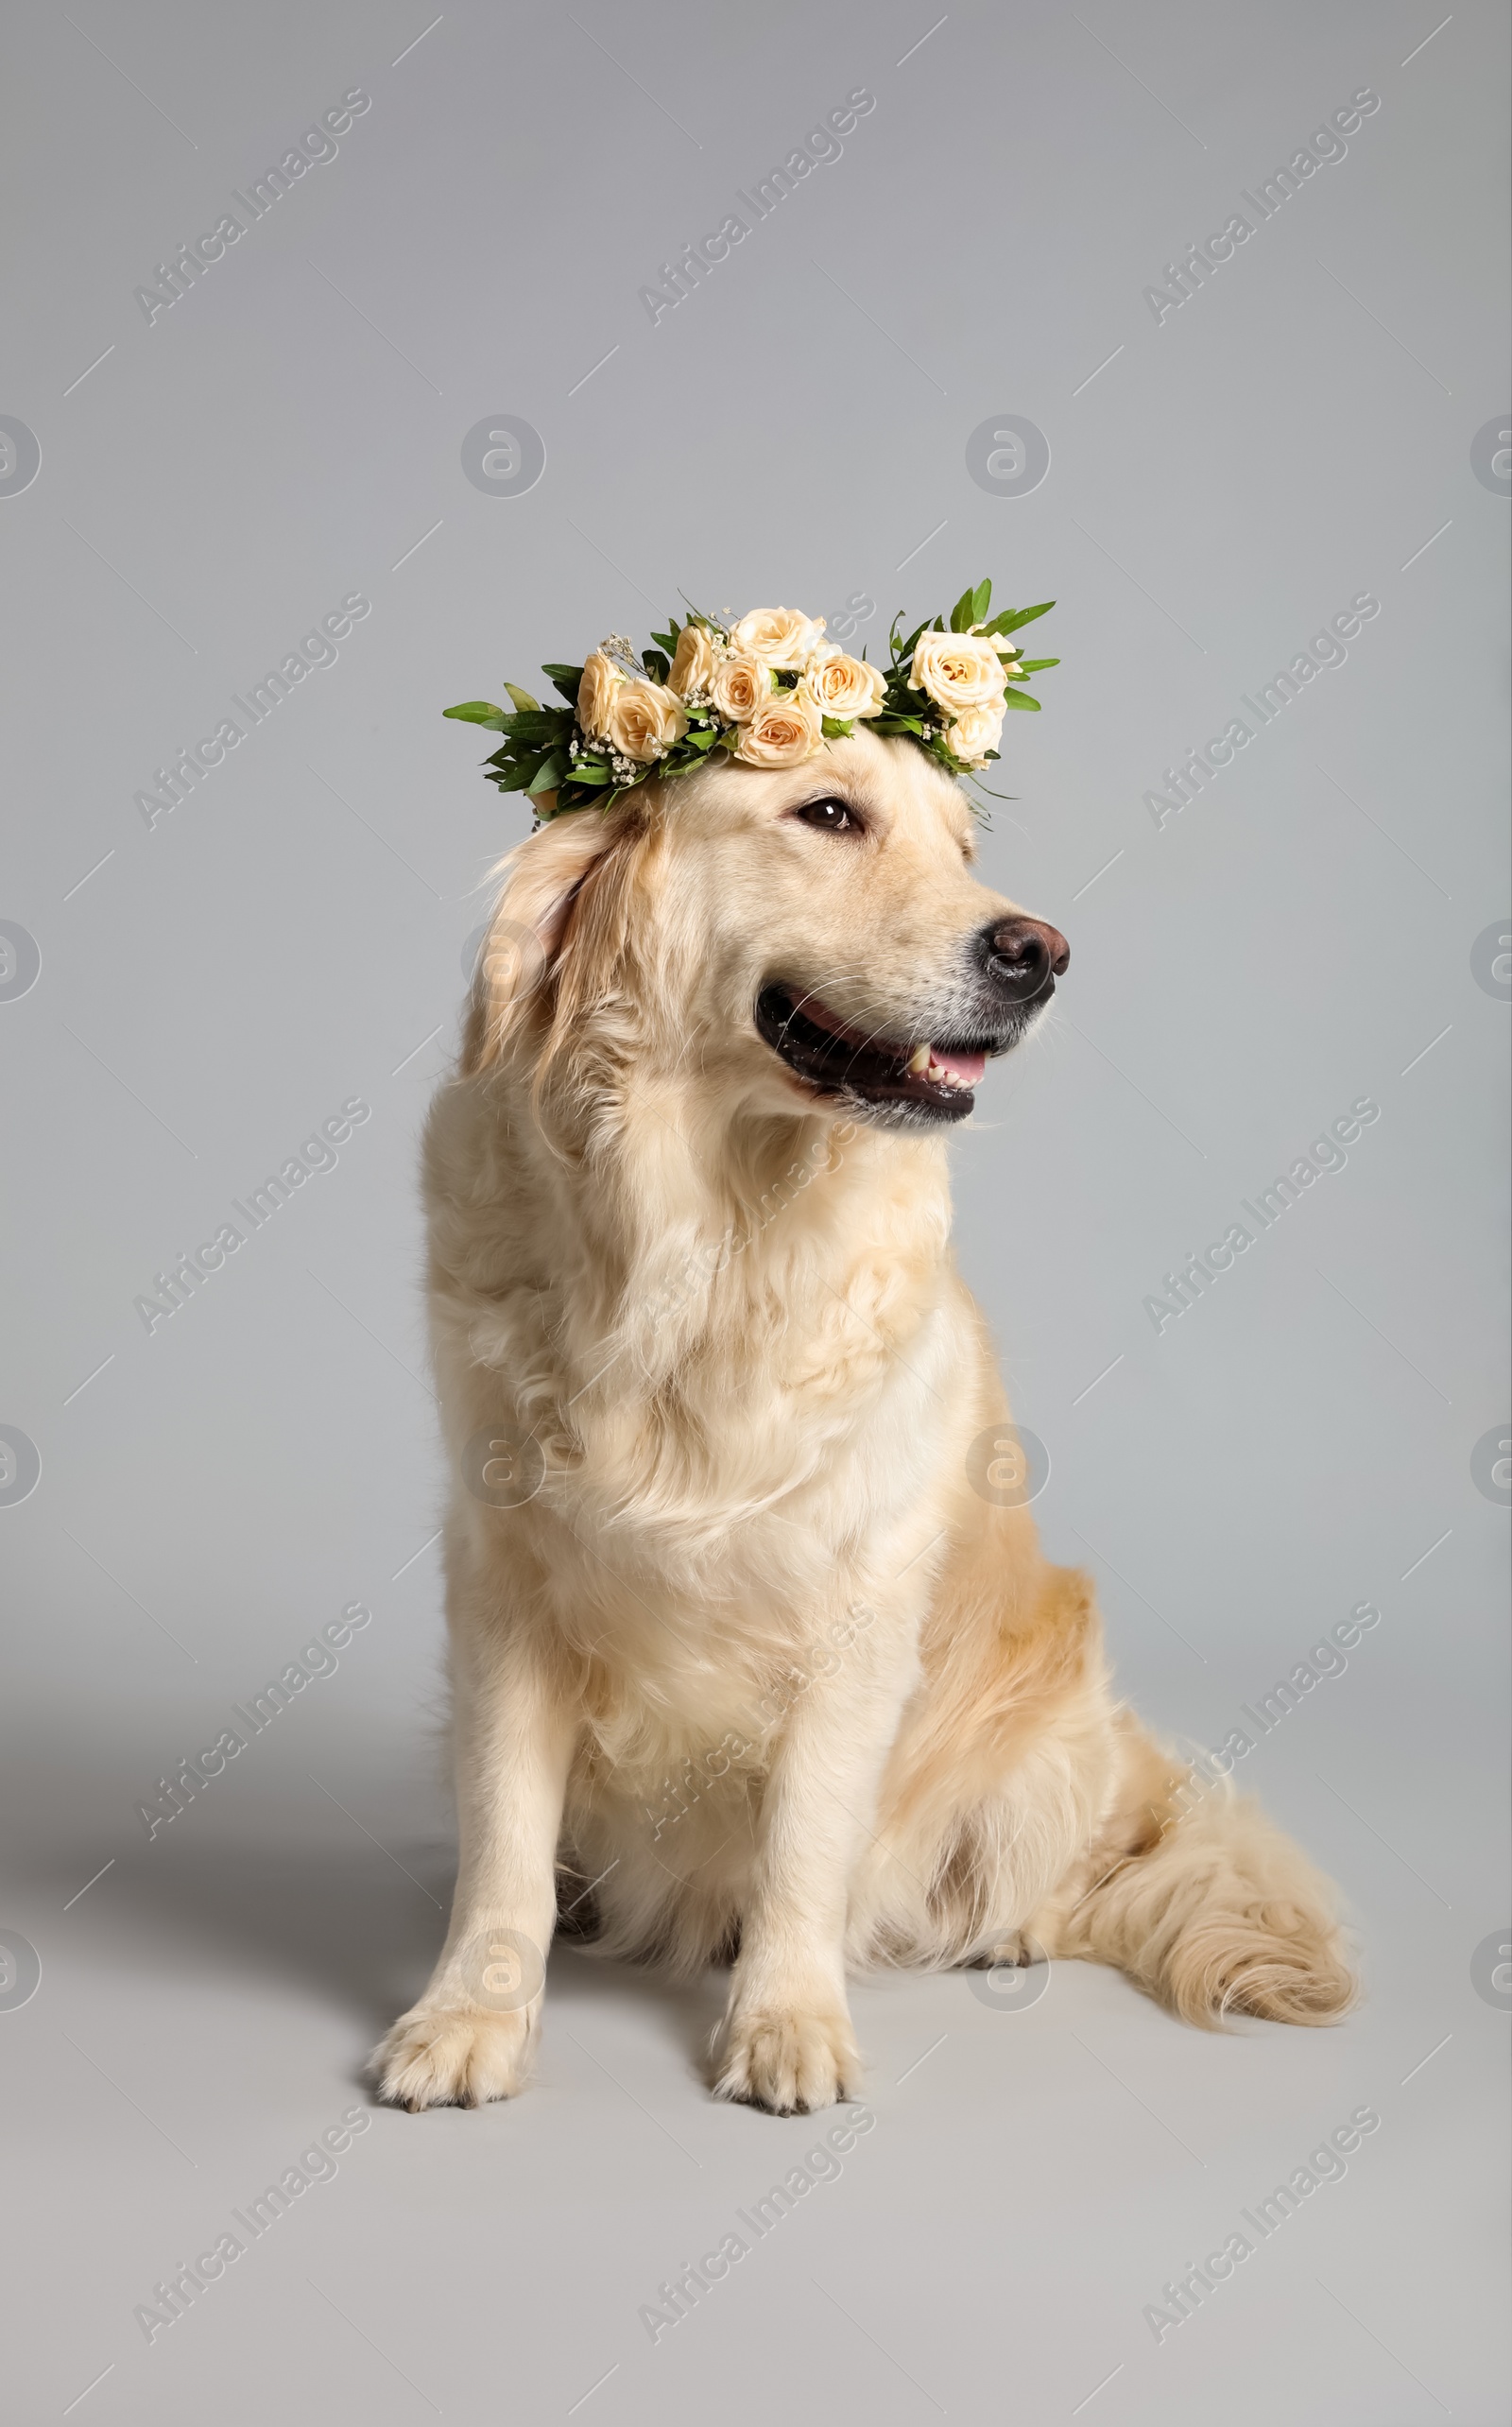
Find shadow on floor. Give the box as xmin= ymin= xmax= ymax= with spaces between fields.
xmin=24 ymin=1830 xmax=730 ymax=2099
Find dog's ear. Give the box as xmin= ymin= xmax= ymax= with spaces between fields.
xmin=462 ymin=806 xmax=622 ymax=1076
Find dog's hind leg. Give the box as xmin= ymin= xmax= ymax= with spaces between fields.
xmin=1034 ymin=1713 xmax=1358 ymax=2026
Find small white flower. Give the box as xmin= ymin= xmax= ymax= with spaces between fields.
xmin=730 ymin=606 xmax=827 ymax=670
xmin=733 ymin=685 xmax=825 ymax=767
xmin=711 ymin=651 xmax=773 ymax=724
xmin=577 ymin=650 xmax=623 ymax=743
xmin=804 ymin=651 xmax=887 ymax=721
xmin=947 ymin=702 xmax=1005 ymax=766
xmin=668 ymin=624 xmax=717 ymax=701
xmin=605 ymin=678 xmax=688 ymax=765
xmin=911 ymin=628 xmax=1007 ymax=714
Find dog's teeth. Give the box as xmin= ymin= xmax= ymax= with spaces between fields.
xmin=907 ymin=1041 xmax=971 ymax=1092
xmin=927 ymin=1059 xmax=972 ymax=1092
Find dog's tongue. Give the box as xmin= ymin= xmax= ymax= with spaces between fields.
xmin=928 ymin=1045 xmax=987 ymax=1086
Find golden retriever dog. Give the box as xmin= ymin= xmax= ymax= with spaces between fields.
xmin=374 ymin=727 xmax=1355 ymax=2115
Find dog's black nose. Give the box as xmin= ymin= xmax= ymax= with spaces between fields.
xmin=982 ymin=916 xmax=1070 ymax=999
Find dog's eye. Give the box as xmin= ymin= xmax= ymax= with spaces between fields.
xmin=793 ymin=797 xmax=859 ymax=835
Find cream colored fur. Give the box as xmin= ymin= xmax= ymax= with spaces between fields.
xmin=373 ymin=730 xmax=1354 ymax=2115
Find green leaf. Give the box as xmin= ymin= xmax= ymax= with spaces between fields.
xmin=540 ymin=663 xmax=583 ymax=706
xmin=495 ymin=761 xmax=541 ymax=790
xmin=444 ymin=700 xmax=507 ymax=728
xmin=999 ymin=686 xmax=1040 ymax=711
xmin=504 ymin=709 xmax=574 ymax=742
xmin=820 ymin=715 xmax=855 ymax=739
xmin=971 ymin=579 xmax=992 ymax=625
xmin=948 ymin=587 xmax=977 ymax=634
xmin=989 ymin=600 xmax=1055 ymax=635
xmin=648 ymin=625 xmax=679 ymax=655
xmin=528 ymin=750 xmax=567 ymax=795
xmin=644 ymin=648 xmax=670 ymax=684
xmin=503 ymin=682 xmax=541 ymax=714
xmin=1015 ymin=657 xmax=1059 ymax=673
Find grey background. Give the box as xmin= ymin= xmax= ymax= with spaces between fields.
xmin=2 ymin=2 xmax=1507 ymax=2420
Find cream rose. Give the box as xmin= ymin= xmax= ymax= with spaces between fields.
xmin=668 ymin=623 xmax=716 ymax=698
xmin=804 ymin=650 xmax=886 ymax=721
xmin=711 ymin=651 xmax=772 ymax=724
xmin=604 ymin=678 xmax=687 ymax=764
xmin=910 ymin=629 xmax=1007 ymax=714
xmin=576 ymin=649 xmax=622 ymax=742
xmin=945 ymin=702 xmax=1005 ymax=767
xmin=733 ymin=685 xmax=825 ymax=768
xmin=730 ymin=606 xmax=827 ymax=670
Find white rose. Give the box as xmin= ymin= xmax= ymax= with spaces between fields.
xmin=731 ymin=606 xmax=827 ymax=670
xmin=734 ymin=685 xmax=825 ymax=767
xmin=910 ymin=628 xmax=1006 ymax=714
xmin=711 ymin=651 xmax=773 ymax=724
xmin=605 ymin=678 xmax=688 ymax=764
xmin=576 ymin=650 xmax=622 ymax=743
xmin=945 ymin=703 xmax=1005 ymax=766
xmin=668 ymin=623 xmax=717 ymax=698
xmin=804 ymin=652 xmax=887 ymax=721
xmin=986 ymin=631 xmax=1023 ymax=663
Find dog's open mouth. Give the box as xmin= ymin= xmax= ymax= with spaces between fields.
xmin=755 ymin=985 xmax=1002 ymax=1122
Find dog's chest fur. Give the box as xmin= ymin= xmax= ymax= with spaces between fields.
xmin=428 ymin=1078 xmax=971 ymax=1752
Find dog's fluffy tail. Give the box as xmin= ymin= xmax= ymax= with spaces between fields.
xmin=1042 ymin=1716 xmax=1358 ymax=2027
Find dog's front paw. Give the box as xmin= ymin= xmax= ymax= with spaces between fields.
xmin=372 ymin=2003 xmax=534 ymax=2111
xmin=713 ymin=2005 xmax=860 ymax=2115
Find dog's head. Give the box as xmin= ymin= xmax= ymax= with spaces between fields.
xmin=464 ymin=727 xmax=1067 ymax=1131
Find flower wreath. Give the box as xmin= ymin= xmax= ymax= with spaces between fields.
xmin=444 ymin=578 xmax=1057 ymax=820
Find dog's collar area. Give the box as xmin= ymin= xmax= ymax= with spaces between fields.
xmin=755 ymin=983 xmax=1015 ymax=1121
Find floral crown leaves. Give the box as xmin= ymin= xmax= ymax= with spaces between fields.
xmin=443 ymin=578 xmax=1057 ymax=821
